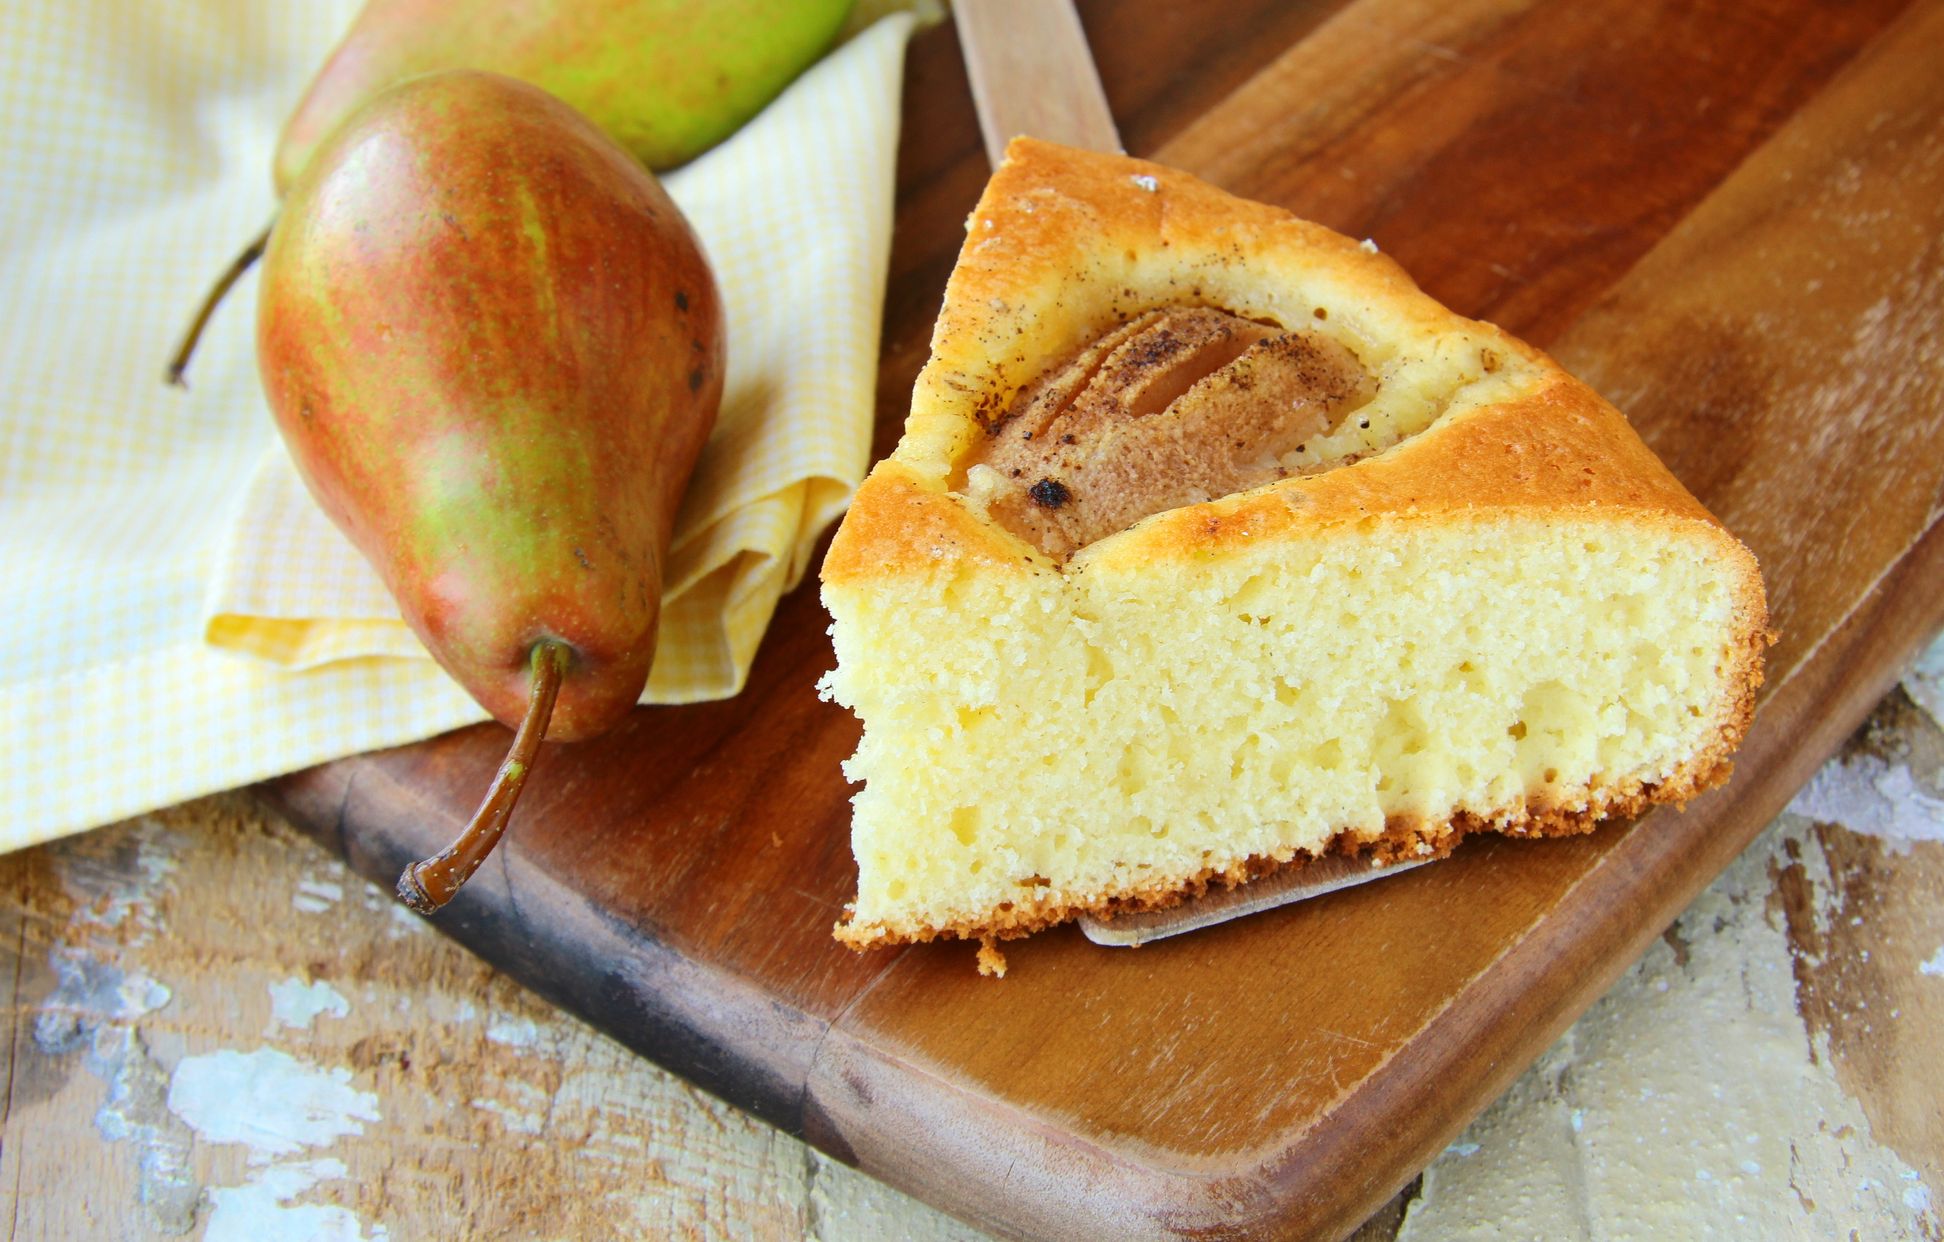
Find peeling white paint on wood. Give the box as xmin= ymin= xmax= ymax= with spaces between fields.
xmin=204 ymin=1158 xmax=388 ymax=1242
xmin=1902 ymin=633 xmax=1944 ymax=731
xmin=1397 ymin=816 xmax=1940 ymax=1240
xmin=293 ymin=878 xmax=345 ymax=914
xmin=167 ymin=1048 xmax=379 ymax=1159
xmin=1789 ymin=752 xmax=1944 ymax=850
xmin=267 ymin=979 xmax=352 ymax=1032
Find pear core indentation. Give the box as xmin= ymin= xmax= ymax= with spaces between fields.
xmin=959 ymin=307 xmax=1379 ymax=558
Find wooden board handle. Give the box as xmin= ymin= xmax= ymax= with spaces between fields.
xmin=955 ymin=0 xmax=1122 ymax=167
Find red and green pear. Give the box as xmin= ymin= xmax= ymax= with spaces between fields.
xmin=257 ymin=70 xmax=724 ymax=908
xmin=171 ymin=0 xmax=849 ymax=385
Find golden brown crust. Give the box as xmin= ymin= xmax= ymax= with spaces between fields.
xmin=1095 ymin=379 xmax=1721 ymax=570
xmin=825 ymin=138 xmax=1745 ymax=588
xmin=822 ymin=461 xmax=1043 ymax=583
xmin=902 ymin=138 xmax=1440 ymax=445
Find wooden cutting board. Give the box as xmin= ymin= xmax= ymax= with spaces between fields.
xmin=262 ymin=0 xmax=1944 ymax=1236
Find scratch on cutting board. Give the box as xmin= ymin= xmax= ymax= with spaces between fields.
xmin=1316 ymin=1027 xmax=1382 ymax=1051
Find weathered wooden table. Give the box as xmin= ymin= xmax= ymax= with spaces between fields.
xmin=7 ymin=0 xmax=1944 ymax=1236
xmin=6 ymin=643 xmax=1939 ymax=1238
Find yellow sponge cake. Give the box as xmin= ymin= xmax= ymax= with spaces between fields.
xmin=820 ymin=138 xmax=1768 ymax=952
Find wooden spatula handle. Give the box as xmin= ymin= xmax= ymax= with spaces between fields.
xmin=955 ymin=0 xmax=1122 ymax=167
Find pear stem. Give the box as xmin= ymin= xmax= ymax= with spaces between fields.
xmin=165 ymin=219 xmax=276 ymax=389
xmin=397 ymin=640 xmax=571 ymax=914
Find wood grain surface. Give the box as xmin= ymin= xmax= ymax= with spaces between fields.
xmin=260 ymin=0 xmax=1944 ymax=1237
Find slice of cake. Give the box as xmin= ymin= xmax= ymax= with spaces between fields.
xmin=820 ymin=138 xmax=1768 ymax=955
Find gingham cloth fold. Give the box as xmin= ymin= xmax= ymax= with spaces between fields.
xmin=0 ymin=1 xmax=918 ymax=853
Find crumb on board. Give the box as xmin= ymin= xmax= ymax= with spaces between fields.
xmin=976 ymin=937 xmax=1008 ymax=978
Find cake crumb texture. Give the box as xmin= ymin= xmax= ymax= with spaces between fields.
xmin=819 ymin=139 xmax=1768 ymax=951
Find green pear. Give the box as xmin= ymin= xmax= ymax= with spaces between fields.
xmin=170 ymin=0 xmax=849 ymax=385
xmin=274 ymin=0 xmax=856 ymax=189
xmin=257 ymin=70 xmax=725 ymax=909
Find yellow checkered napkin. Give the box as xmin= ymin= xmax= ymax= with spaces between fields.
xmin=0 ymin=0 xmax=919 ymax=853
